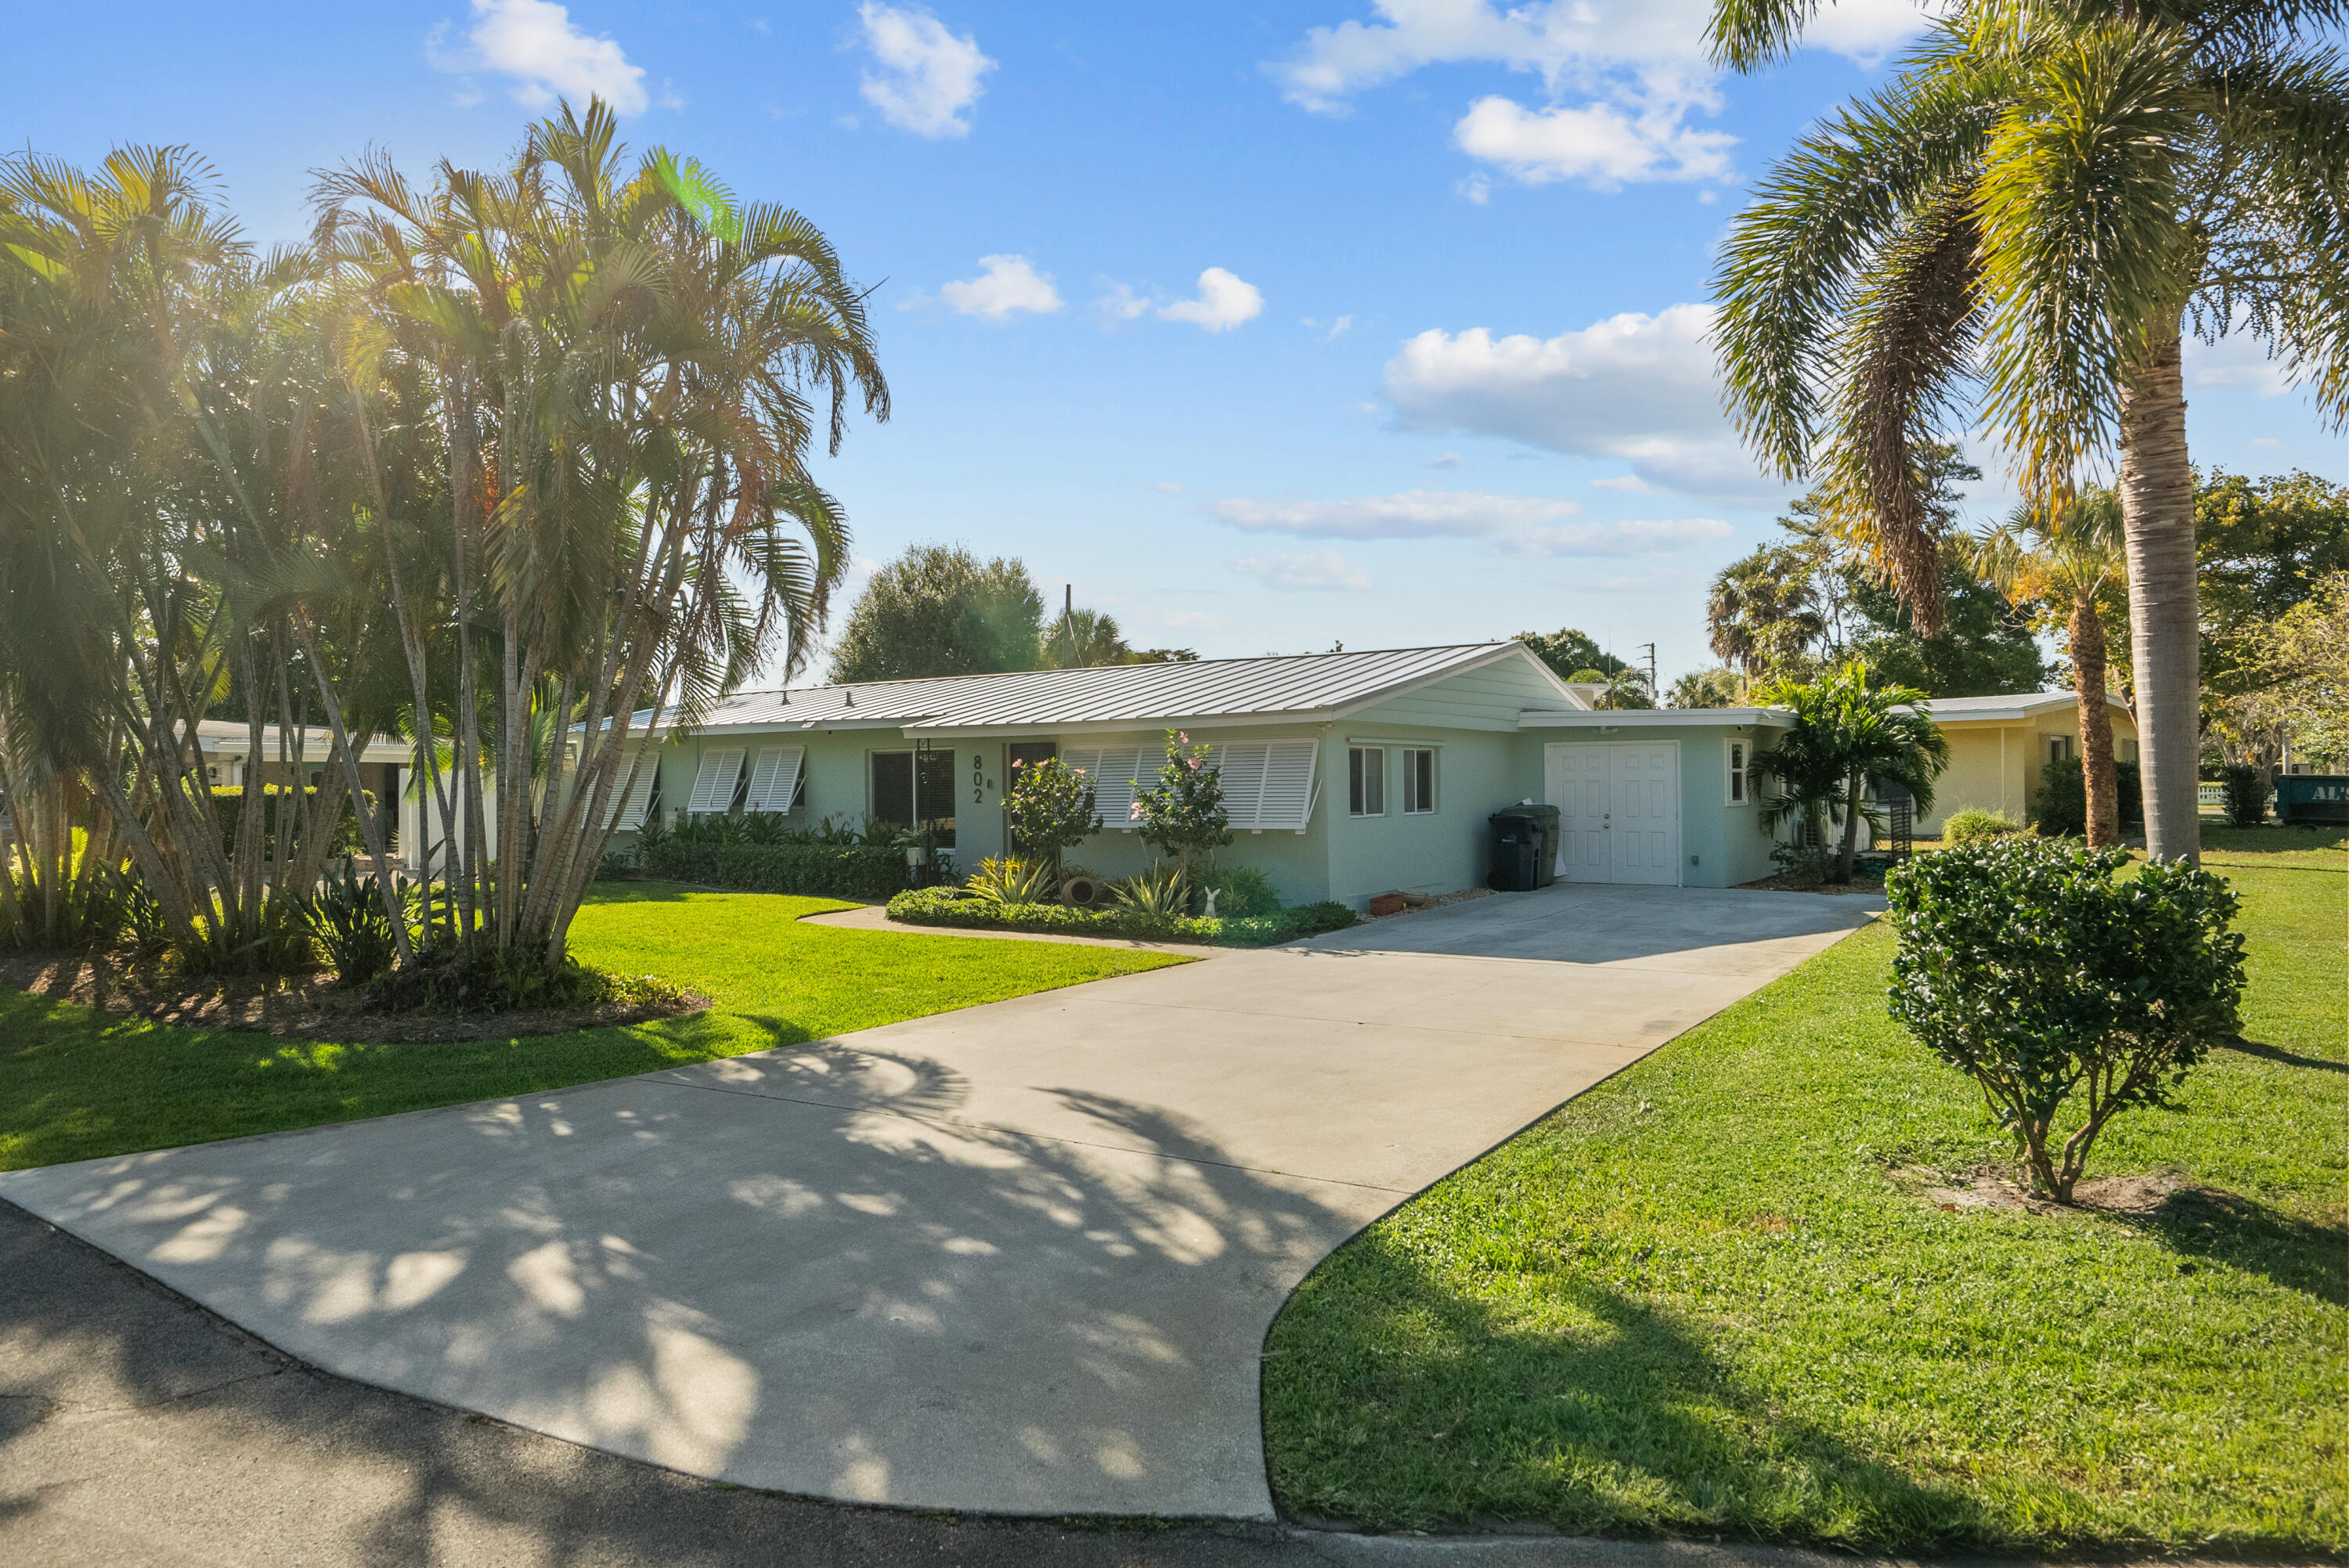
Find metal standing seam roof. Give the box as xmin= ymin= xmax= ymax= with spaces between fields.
xmin=632 ymin=642 xmax=1570 ymax=736
xmin=1913 ymin=690 xmax=2131 ymax=722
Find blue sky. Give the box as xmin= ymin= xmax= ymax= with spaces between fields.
xmin=15 ymin=1 xmax=2343 ymax=683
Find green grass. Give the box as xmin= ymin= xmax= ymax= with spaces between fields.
xmin=0 ymin=882 xmax=1182 ymax=1172
xmin=2200 ymin=821 xmax=2345 ymax=871
xmin=1262 ymin=846 xmax=2345 ymax=1554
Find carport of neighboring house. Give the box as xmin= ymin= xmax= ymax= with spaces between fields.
xmin=601 ymin=644 xmax=1813 ymax=903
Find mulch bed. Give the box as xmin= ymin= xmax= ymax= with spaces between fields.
xmin=0 ymin=950 xmax=709 ymax=1045
xmin=1892 ymin=1162 xmax=2206 ymax=1218
xmin=1736 ymin=871 xmax=1889 ymax=896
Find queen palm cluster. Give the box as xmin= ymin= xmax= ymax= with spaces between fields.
xmin=0 ymin=100 xmax=887 ymax=973
xmin=1711 ymin=0 xmax=2349 ymax=864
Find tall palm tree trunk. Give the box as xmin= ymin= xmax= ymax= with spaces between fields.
xmin=2070 ymin=595 xmax=2120 ymax=847
xmin=2116 ymin=323 xmax=2200 ymax=867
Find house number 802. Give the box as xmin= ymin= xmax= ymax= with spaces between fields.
xmin=972 ymin=752 xmax=984 ymax=804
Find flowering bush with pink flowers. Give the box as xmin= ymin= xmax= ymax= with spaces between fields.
xmin=1004 ymin=755 xmax=1100 ymax=872
xmin=1130 ymin=730 xmax=1232 ymax=885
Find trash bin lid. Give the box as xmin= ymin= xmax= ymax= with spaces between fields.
xmin=1489 ymin=802 xmax=1560 ymax=824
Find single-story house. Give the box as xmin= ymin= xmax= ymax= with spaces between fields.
xmin=191 ymin=720 xmax=417 ymax=857
xmin=1909 ymin=692 xmax=2139 ymax=837
xmin=612 ymin=643 xmax=1802 ymax=906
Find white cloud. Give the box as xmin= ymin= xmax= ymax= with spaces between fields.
xmin=1160 ymin=268 xmax=1265 ymax=333
xmin=2185 ymin=332 xmax=2300 ymax=398
xmin=1208 ymin=488 xmax=1730 ymax=557
xmin=1380 ymin=302 xmax=1781 ymax=499
xmin=1592 ymin=473 xmax=1652 ymax=492
xmin=1150 ymin=481 xmax=1187 ymax=493
xmin=907 ymin=254 xmax=1063 ymax=319
xmin=1232 ymin=550 xmax=1374 ymax=591
xmin=430 ymin=0 xmax=649 ymax=114
xmin=1428 ymin=450 xmax=1462 ymax=470
xmin=855 ymin=2 xmax=994 ymax=138
xmin=1095 ymin=281 xmax=1153 ymax=322
xmin=1454 ymin=92 xmax=1734 ymax=188
xmin=1457 ymin=173 xmax=1492 ymax=204
xmin=1272 ymin=0 xmax=1930 ymax=191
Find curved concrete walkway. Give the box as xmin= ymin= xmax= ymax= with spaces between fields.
xmin=0 ymin=885 xmax=1879 ymax=1521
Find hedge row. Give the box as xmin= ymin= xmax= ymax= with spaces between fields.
xmin=884 ymin=886 xmax=1355 ymax=947
xmin=642 ymin=839 xmax=910 ymax=901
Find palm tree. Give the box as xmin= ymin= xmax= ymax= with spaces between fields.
xmin=1975 ymin=488 xmax=2132 ymax=845
xmin=316 ymin=99 xmax=889 ymax=964
xmin=1568 ymin=666 xmax=1658 ymax=710
xmin=1756 ymin=661 xmax=1950 ymax=884
xmin=1706 ymin=542 xmax=1829 ymax=678
xmin=1709 ymin=1 xmax=2349 ymax=866
xmin=1042 ymin=594 xmax=1131 ymax=669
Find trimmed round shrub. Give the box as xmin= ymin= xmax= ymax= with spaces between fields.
xmin=1885 ymin=838 xmax=2245 ymax=1202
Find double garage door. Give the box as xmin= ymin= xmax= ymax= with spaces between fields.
xmin=1544 ymin=741 xmax=1682 ymax=886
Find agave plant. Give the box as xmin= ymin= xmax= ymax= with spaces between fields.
xmin=964 ymin=856 xmax=1059 ymax=907
xmin=1110 ymin=862 xmax=1189 ymax=922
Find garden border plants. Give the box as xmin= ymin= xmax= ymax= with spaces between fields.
xmin=886 ymin=886 xmax=1354 ymax=947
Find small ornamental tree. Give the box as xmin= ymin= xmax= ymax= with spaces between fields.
xmin=1131 ymin=730 xmax=1232 ymax=885
xmin=1004 ymin=755 xmax=1099 ymax=873
xmin=1885 ymin=838 xmax=2246 ymax=1204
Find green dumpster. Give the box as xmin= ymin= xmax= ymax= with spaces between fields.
xmin=2274 ymin=774 xmax=2348 ymax=826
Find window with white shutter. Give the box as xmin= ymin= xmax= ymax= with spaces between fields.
xmin=744 ymin=746 xmax=805 ymax=813
xmin=605 ymin=752 xmax=659 ymax=829
xmin=1063 ymin=745 xmax=1149 ymax=831
xmin=1211 ymin=738 xmax=1319 ymax=832
xmin=687 ymin=747 xmax=746 ymax=814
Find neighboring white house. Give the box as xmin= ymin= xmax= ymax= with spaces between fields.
xmin=190 ymin=721 xmax=478 ymax=871
xmin=609 ymin=642 xmax=1800 ymax=906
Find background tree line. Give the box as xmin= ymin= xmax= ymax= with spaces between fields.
xmin=826 ymin=542 xmax=1198 ymax=683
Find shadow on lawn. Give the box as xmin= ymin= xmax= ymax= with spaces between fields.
xmin=1265 ymin=1230 xmax=1989 ymax=1549
xmin=2127 ymin=1187 xmax=2348 ymax=1307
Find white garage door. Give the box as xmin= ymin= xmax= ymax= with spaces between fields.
xmin=1543 ymin=741 xmax=1682 ymax=886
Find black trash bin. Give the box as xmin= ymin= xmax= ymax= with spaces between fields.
xmin=1488 ymin=802 xmax=1561 ymax=891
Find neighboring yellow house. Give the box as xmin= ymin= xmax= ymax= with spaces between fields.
xmin=1907 ymin=692 xmax=2139 ymax=834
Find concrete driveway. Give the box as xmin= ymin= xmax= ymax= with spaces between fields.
xmin=0 ymin=884 xmax=1878 ymax=1521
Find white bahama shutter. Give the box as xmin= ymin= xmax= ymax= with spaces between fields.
xmin=606 ymin=752 xmax=659 ymax=829
xmin=743 ymin=745 xmax=804 ymax=813
xmin=687 ymin=747 xmax=746 ymax=814
xmin=1211 ymin=738 xmax=1319 ymax=832
xmin=1059 ymin=746 xmax=1148 ymax=831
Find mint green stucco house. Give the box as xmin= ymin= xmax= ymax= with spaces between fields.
xmin=611 ymin=643 xmax=1795 ymax=907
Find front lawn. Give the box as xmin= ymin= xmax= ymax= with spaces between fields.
xmin=1262 ymin=843 xmax=2344 ymax=1553
xmin=0 ymin=883 xmax=1182 ymax=1172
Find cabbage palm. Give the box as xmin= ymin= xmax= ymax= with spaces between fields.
xmin=1976 ymin=487 xmax=2132 ymax=845
xmin=1710 ymin=1 xmax=2349 ymax=865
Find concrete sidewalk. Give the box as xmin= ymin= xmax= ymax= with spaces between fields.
xmin=0 ymin=884 xmax=1878 ymax=1522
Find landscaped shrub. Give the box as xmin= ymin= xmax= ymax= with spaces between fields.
xmin=1884 ymin=837 xmax=2246 ymax=1203
xmin=1941 ymin=807 xmax=2028 ymax=845
xmin=2221 ymin=762 xmax=2272 ymax=827
xmin=366 ymin=943 xmax=688 ymax=1015
xmin=1004 ymin=755 xmax=1100 ymax=869
xmin=1131 ymin=730 xmax=1232 ymax=880
xmin=885 ymin=887 xmax=1355 ymax=947
xmin=965 ymin=855 xmax=1059 ymax=905
xmin=305 ymin=860 xmax=410 ymax=984
xmin=1110 ymin=862 xmax=1190 ymax=920
xmin=1203 ymin=863 xmax=1280 ymax=918
xmin=2031 ymin=756 xmax=2145 ymax=838
xmin=642 ymin=838 xmax=908 ymax=901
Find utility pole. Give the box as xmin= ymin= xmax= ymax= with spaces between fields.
xmin=1636 ymin=642 xmax=1658 ymax=697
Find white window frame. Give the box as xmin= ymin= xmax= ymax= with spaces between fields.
xmin=1727 ymin=738 xmax=1751 ymax=806
xmin=1348 ymin=746 xmax=1385 ymax=818
xmin=1401 ymin=747 xmax=1435 ymax=815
